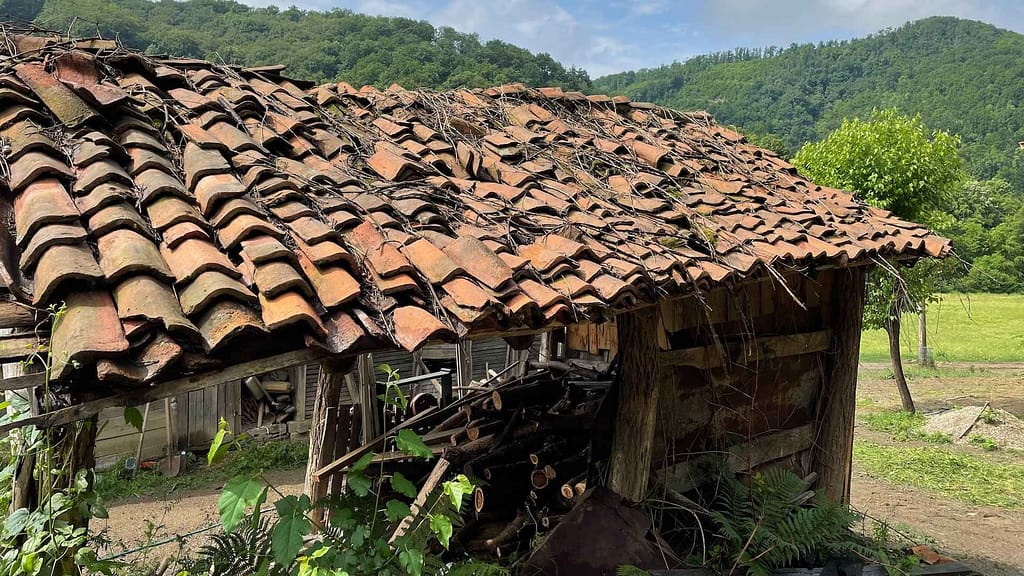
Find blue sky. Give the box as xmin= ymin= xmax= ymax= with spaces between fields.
xmin=238 ymin=0 xmax=1024 ymax=77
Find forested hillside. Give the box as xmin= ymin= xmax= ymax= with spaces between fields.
xmin=594 ymin=17 xmax=1024 ymax=190
xmin=7 ymin=0 xmax=590 ymax=90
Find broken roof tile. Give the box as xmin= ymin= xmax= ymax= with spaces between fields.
xmin=295 ymin=251 xmax=360 ymax=309
xmin=345 ymin=221 xmax=413 ymax=278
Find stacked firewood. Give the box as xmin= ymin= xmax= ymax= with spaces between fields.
xmin=374 ymin=360 xmax=615 ymax=557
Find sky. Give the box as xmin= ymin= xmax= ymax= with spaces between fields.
xmin=237 ymin=0 xmax=1024 ymax=77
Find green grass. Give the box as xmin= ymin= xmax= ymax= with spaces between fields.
xmin=859 ymin=293 xmax=1024 ymax=363
xmin=854 ymin=441 xmax=1024 ymax=508
xmin=95 ymin=439 xmax=307 ymax=503
xmin=860 ymin=410 xmax=950 ymax=443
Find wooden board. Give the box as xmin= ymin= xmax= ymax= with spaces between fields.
xmin=658 ymin=330 xmax=831 ymax=369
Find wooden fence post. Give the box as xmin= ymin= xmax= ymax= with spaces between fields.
xmin=814 ymin=266 xmax=867 ymax=503
xmin=304 ymin=359 xmax=351 ymax=512
xmin=608 ymin=306 xmax=661 ymax=502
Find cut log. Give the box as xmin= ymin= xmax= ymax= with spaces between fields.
xmin=530 ymin=469 xmax=550 ymax=490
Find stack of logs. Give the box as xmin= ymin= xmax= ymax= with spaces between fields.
xmin=363 ymin=360 xmax=614 ymax=557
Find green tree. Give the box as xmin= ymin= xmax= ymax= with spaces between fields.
xmin=793 ymin=109 xmax=964 ymax=412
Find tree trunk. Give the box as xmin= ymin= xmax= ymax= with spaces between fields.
xmin=304 ymin=360 xmax=349 ymax=510
xmin=886 ymin=317 xmax=916 ymax=413
xmin=918 ymin=306 xmax=933 ymax=368
xmin=814 ymin=266 xmax=867 ymax=504
xmin=607 ymin=306 xmax=660 ymax=503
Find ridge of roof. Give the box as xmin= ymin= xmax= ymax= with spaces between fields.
xmin=0 ymin=32 xmax=949 ymax=385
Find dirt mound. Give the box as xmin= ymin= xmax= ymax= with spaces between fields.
xmin=922 ymin=406 xmax=1024 ymax=450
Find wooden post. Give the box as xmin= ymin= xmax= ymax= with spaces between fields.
xmin=456 ymin=340 xmax=472 ymax=395
xmin=539 ymin=331 xmax=553 ymax=363
xmin=813 ymin=266 xmax=867 ymax=503
xmin=304 ymin=359 xmax=349 ymax=503
xmin=292 ymin=365 xmax=308 ymax=422
xmin=608 ymin=306 xmax=661 ymax=502
xmin=357 ymin=354 xmax=380 ymax=442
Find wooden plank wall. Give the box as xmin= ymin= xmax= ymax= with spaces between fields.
xmin=94 ymin=380 xmax=241 ymax=470
xmin=566 ymin=271 xmax=837 ymax=495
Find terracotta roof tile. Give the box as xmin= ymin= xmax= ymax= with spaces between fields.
xmin=50 ymin=290 xmax=129 ymax=381
xmin=443 ymin=236 xmax=513 ymax=291
xmin=179 ymin=271 xmax=257 ymax=316
xmin=253 ymin=260 xmax=312 ymax=298
xmin=294 ymin=250 xmax=359 ymax=308
xmin=32 ymin=243 xmax=104 ymax=306
xmin=96 ymin=331 xmax=182 ymax=383
xmin=14 ymin=178 xmax=80 ymax=246
xmin=195 ymin=299 xmax=266 ymax=353
xmin=96 ymin=228 xmax=174 ymax=283
xmin=392 ymin=306 xmax=453 ymax=351
xmin=163 ymin=221 xmax=210 ymax=247
xmin=258 ymin=290 xmax=326 ymax=335
xmin=217 ymin=213 xmax=284 ymax=249
xmin=111 ymin=274 xmax=201 ymax=339
xmin=20 ymin=222 xmax=88 ymax=271
xmin=9 ymin=151 xmax=73 ymax=192
xmin=161 ymin=238 xmax=242 ymax=285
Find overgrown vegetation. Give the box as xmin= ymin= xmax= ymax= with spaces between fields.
xmin=861 ymin=411 xmax=950 ymax=443
xmin=182 ymin=367 xmax=506 ymax=575
xmin=967 ymin=434 xmax=999 ymax=451
xmin=94 ymin=438 xmax=307 ymax=502
xmin=24 ymin=0 xmax=590 ymax=90
xmin=854 ymin=441 xmax=1024 ymax=508
xmin=704 ymin=470 xmax=901 ymax=576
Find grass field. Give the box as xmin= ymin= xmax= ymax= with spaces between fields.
xmin=859 ymin=293 xmax=1024 ymax=363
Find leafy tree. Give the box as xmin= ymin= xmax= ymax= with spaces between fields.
xmin=33 ymin=0 xmax=590 ymax=91
xmin=793 ymin=109 xmax=964 ymax=412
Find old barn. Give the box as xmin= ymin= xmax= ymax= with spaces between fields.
xmin=0 ymin=32 xmax=946 ymax=551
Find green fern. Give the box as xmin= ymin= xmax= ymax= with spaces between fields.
xmin=616 ymin=566 xmax=652 ymax=576
xmin=444 ymin=560 xmax=510 ymax=576
xmin=189 ymin=516 xmax=287 ymax=576
xmin=708 ymin=469 xmax=866 ymax=574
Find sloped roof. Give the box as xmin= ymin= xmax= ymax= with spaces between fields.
xmin=0 ymin=34 xmax=948 ymax=385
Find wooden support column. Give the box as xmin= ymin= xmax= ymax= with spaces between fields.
xmin=304 ymin=359 xmax=350 ymax=507
xmin=456 ymin=340 xmax=472 ymax=396
xmin=357 ymin=354 xmax=380 ymax=442
xmin=608 ymin=306 xmax=661 ymax=503
xmin=813 ymin=266 xmax=867 ymax=503
xmin=292 ymin=365 xmax=308 ymax=422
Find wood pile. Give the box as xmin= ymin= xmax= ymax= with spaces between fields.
xmin=337 ymin=360 xmax=615 ymax=557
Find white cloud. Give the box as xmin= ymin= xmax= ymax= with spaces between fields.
xmin=433 ymin=0 xmax=643 ymax=76
xmin=700 ymin=0 xmax=1024 ymax=43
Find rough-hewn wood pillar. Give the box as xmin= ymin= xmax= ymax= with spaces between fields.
xmin=304 ymin=359 xmax=350 ymax=503
xmin=814 ymin=266 xmax=867 ymax=503
xmin=608 ymin=306 xmax=661 ymax=502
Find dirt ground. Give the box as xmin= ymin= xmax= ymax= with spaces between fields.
xmin=854 ymin=364 xmax=1024 ymax=576
xmin=96 ymin=363 xmax=1024 ymax=574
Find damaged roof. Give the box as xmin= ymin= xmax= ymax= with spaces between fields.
xmin=0 ymin=33 xmax=949 ymax=386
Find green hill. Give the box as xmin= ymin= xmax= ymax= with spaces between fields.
xmin=594 ymin=17 xmax=1024 ymax=190
xmin=10 ymin=0 xmax=590 ymax=90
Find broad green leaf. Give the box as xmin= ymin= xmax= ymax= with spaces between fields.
xmin=395 ymin=429 xmax=433 ymax=460
xmin=390 ymin=472 xmax=417 ymax=499
xmin=218 ymin=476 xmax=262 ymax=533
xmin=3 ymin=508 xmax=29 ymax=537
xmin=207 ymin=418 xmax=231 ymax=466
xmin=442 ymin=474 xmax=474 ymax=512
xmin=398 ymin=548 xmax=423 ymax=576
xmin=350 ymin=452 xmax=374 ymax=473
xmin=350 ymin=524 xmax=368 ymax=548
xmin=123 ymin=407 xmax=144 ymax=433
xmin=428 ymin=513 xmax=453 ymax=549
xmin=385 ymin=499 xmax=411 ymax=523
xmin=251 ymin=486 xmax=270 ymax=530
xmin=348 ymin=470 xmax=372 ymax=497
xmin=272 ymin=495 xmax=312 ymax=566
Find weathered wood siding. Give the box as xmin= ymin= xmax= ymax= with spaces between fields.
xmin=569 ymin=271 xmax=843 ymax=495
